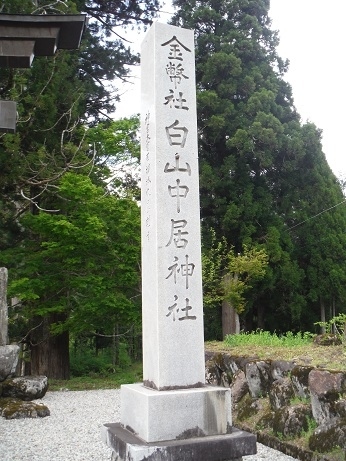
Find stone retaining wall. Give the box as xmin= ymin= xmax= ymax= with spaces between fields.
xmin=205 ymin=351 xmax=346 ymax=460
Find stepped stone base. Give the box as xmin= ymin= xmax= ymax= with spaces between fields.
xmin=120 ymin=383 xmax=232 ymax=442
xmin=102 ymin=423 xmax=256 ymax=461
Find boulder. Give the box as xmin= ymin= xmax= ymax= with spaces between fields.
xmin=273 ymin=404 xmax=313 ymax=438
xmin=309 ymin=419 xmax=346 ymax=453
xmin=313 ymin=334 xmax=342 ymax=346
xmin=237 ymin=394 xmax=263 ymax=421
xmin=0 ymin=345 xmax=20 ymax=382
xmin=0 ymin=397 xmax=50 ymax=419
xmin=309 ymin=369 xmax=346 ymax=424
xmin=334 ymin=399 xmax=346 ymax=419
xmin=270 ymin=360 xmax=295 ymax=381
xmin=231 ymin=370 xmax=249 ymax=404
xmin=2 ymin=375 xmax=48 ymax=401
xmin=269 ymin=378 xmax=295 ymax=411
xmin=256 ymin=410 xmax=275 ymax=430
xmin=290 ymin=365 xmax=314 ymax=399
xmin=205 ymin=358 xmax=222 ymax=386
xmin=245 ymin=360 xmax=271 ymax=398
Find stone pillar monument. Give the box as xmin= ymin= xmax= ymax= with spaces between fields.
xmin=102 ymin=22 xmax=256 ymax=461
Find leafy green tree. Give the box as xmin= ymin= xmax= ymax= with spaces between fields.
xmin=202 ymin=229 xmax=268 ymax=337
xmin=86 ymin=116 xmax=141 ymax=198
xmin=172 ymin=0 xmax=346 ymax=333
xmin=0 ymin=0 xmax=157 ymax=377
xmin=4 ymin=173 xmax=140 ymax=378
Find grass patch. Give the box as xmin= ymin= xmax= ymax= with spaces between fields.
xmin=224 ymin=330 xmax=314 ymax=347
xmin=48 ymin=361 xmax=143 ymax=391
xmin=206 ymin=331 xmax=346 ymax=371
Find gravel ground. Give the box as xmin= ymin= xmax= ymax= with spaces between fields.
xmin=0 ymin=389 xmax=297 ymax=461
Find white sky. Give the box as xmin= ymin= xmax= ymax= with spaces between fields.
xmin=116 ymin=0 xmax=346 ymax=178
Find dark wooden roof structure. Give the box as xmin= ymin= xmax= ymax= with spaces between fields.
xmin=0 ymin=13 xmax=87 ymax=132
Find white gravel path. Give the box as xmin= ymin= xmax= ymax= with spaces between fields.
xmin=0 ymin=389 xmax=297 ymax=461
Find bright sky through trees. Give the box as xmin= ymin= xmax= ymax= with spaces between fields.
xmin=116 ymin=0 xmax=346 ymax=178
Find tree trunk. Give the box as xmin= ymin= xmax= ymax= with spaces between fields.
xmin=222 ymin=273 xmax=240 ymax=338
xmin=30 ymin=313 xmax=70 ymax=379
xmin=320 ymin=298 xmax=326 ymax=334
xmin=0 ymin=267 xmax=8 ymax=346
xmin=257 ymin=304 xmax=265 ymax=330
xmin=331 ymin=298 xmax=336 ymax=334
xmin=221 ymin=299 xmax=240 ymax=338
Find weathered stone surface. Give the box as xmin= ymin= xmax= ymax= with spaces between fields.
xmin=0 ymin=397 xmax=50 ymax=419
xmin=309 ymin=369 xmax=346 ymax=397
xmin=270 ymin=360 xmax=295 ymax=381
xmin=309 ymin=419 xmax=346 ymax=453
xmin=2 ymin=375 xmax=48 ymax=401
xmin=207 ymin=351 xmax=346 ymax=458
xmin=269 ymin=378 xmax=295 ymax=411
xmin=313 ymin=334 xmax=342 ymax=346
xmin=245 ymin=361 xmax=271 ymax=398
xmin=256 ymin=410 xmax=275 ymax=431
xmin=273 ymin=404 xmax=313 ymax=438
xmin=237 ymin=394 xmax=263 ymax=422
xmin=205 ymin=358 xmax=222 ymax=386
xmin=0 ymin=344 xmax=20 ymax=382
xmin=223 ymin=355 xmax=244 ymax=375
xmin=309 ymin=369 xmax=346 ymax=424
xmin=103 ymin=423 xmax=256 ymax=461
xmin=290 ymin=365 xmax=314 ymax=399
xmin=334 ymin=399 xmax=346 ymax=419
xmin=231 ymin=370 xmax=249 ymax=405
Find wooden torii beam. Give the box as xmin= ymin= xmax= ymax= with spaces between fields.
xmin=0 ymin=14 xmax=87 ymax=133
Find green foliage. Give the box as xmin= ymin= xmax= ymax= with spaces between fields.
xmin=202 ymin=229 xmax=228 ymax=308
xmin=70 ymin=345 xmax=131 ymax=377
xmin=223 ymin=245 xmax=268 ymax=313
xmin=224 ymin=330 xmax=314 ymax=348
xmin=49 ymin=362 xmax=143 ymax=390
xmin=172 ymin=0 xmax=346 ymax=333
xmin=86 ymin=116 xmax=141 ymax=198
xmin=315 ymin=314 xmax=346 ymax=339
xmin=0 ymin=0 xmax=158 ymax=378
xmin=4 ymin=172 xmax=141 ymax=337
xmin=202 ymin=229 xmax=268 ymax=314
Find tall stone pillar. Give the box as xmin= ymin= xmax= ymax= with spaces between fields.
xmin=102 ymin=23 xmax=256 ymax=461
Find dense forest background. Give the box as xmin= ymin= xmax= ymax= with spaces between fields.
xmin=1 ymin=0 xmax=346 ymax=379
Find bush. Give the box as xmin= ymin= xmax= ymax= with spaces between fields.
xmin=70 ymin=349 xmax=113 ymax=377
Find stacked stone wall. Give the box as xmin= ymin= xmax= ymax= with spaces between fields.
xmin=206 ymin=351 xmax=346 ymax=460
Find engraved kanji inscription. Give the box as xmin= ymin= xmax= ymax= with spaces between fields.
xmin=164 ymin=90 xmax=189 ymax=110
xmin=181 ymin=254 xmax=195 ymax=289
xmin=165 ymin=120 xmax=188 ymax=147
xmin=166 ymin=256 xmax=179 ymax=284
xmin=179 ymin=297 xmax=196 ymax=321
xmin=168 ymin=179 xmax=189 ymax=213
xmin=161 ymin=35 xmax=191 ymax=60
xmin=166 ymin=294 xmax=179 ymax=321
xmin=164 ymin=153 xmax=191 ymax=176
xmin=166 ymin=295 xmax=196 ymax=321
xmin=166 ymin=254 xmax=195 ymax=289
xmin=165 ymin=62 xmax=189 ymax=89
xmin=145 ymin=111 xmax=151 ymax=150
xmin=166 ymin=219 xmax=189 ymax=249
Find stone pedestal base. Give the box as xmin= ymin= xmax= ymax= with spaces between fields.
xmin=120 ymin=383 xmax=232 ymax=442
xmin=102 ymin=423 xmax=256 ymax=461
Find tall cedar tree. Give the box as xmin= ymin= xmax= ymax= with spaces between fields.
xmin=0 ymin=0 xmax=159 ymax=378
xmin=171 ymin=0 xmax=346 ymax=333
